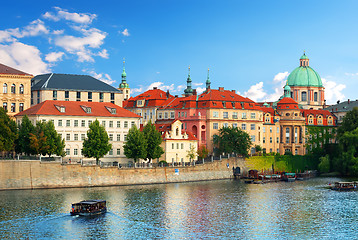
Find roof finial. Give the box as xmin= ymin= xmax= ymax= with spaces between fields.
xmin=206 ymin=68 xmax=211 ymax=90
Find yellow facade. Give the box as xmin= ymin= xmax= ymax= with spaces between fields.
xmin=0 ymin=73 xmax=32 ymax=118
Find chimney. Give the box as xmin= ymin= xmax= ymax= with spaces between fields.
xmin=175 ymin=95 xmax=178 ymax=97
xmin=153 ymin=87 xmax=157 ymax=90
xmin=231 ymin=90 xmax=236 ymax=93
xmin=193 ymin=89 xmax=197 ymax=95
xmin=348 ymin=99 xmax=350 ymax=104
xmin=219 ymin=87 xmax=224 ymax=91
xmin=166 ymin=90 xmax=170 ymax=99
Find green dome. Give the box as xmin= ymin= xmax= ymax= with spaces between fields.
xmin=287 ymin=66 xmax=323 ymax=87
xmin=284 ymin=84 xmax=291 ymax=91
xmin=119 ymin=83 xmax=129 ymax=88
xmin=300 ymin=53 xmax=309 ymax=60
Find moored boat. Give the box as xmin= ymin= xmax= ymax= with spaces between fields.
xmin=282 ymin=173 xmax=296 ymax=182
xmin=70 ymin=200 xmax=107 ymax=216
xmin=331 ymin=182 xmax=358 ymax=191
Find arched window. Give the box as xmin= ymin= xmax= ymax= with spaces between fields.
xmin=3 ymin=102 xmax=7 ymax=111
xmin=314 ymin=92 xmax=318 ymax=102
xmin=301 ymin=92 xmax=307 ymax=101
xmin=11 ymin=84 xmax=16 ymax=94
xmin=3 ymin=83 xmax=7 ymax=93
xmin=19 ymin=84 xmax=24 ymax=94
xmin=176 ymin=128 xmax=179 ymax=136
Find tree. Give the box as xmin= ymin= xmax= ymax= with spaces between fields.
xmin=186 ymin=144 xmax=197 ymax=162
xmin=142 ymin=121 xmax=164 ymax=162
xmin=0 ymin=107 xmax=18 ymax=154
xmin=255 ymin=145 xmax=262 ymax=156
xmin=197 ymin=145 xmax=209 ymax=159
xmin=82 ymin=120 xmax=112 ymax=165
xmin=16 ymin=115 xmax=35 ymax=155
xmin=318 ymin=154 xmax=330 ymax=173
xmin=213 ymin=126 xmax=252 ymax=157
xmin=124 ymin=125 xmax=147 ymax=163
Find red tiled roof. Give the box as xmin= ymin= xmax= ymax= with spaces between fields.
xmin=124 ymin=88 xmax=174 ymax=108
xmin=277 ymin=97 xmax=299 ymax=110
xmin=0 ymin=63 xmax=32 ymax=76
xmin=302 ymin=109 xmax=337 ymax=118
xmin=15 ymin=100 xmax=141 ymax=118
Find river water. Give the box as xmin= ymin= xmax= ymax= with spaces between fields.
xmin=0 ymin=177 xmax=357 ymax=239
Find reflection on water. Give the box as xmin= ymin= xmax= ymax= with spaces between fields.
xmin=0 ymin=178 xmax=357 ymax=239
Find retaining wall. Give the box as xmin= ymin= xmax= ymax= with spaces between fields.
xmin=0 ymin=158 xmax=247 ymax=190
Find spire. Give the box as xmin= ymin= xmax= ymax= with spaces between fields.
xmin=184 ymin=66 xmax=193 ymax=96
xmin=206 ymin=68 xmax=211 ymax=90
xmin=119 ymin=59 xmax=129 ymax=88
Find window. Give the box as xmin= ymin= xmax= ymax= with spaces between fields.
xmin=176 ymin=143 xmax=179 ymax=149
xmin=66 ymin=134 xmax=70 ymax=141
xmin=109 ymin=134 xmax=113 ymax=141
xmin=74 ymin=134 xmax=78 ymax=141
xmin=117 ymin=121 xmax=121 ymax=128
xmin=223 ymin=123 xmax=229 ymax=128
xmin=232 ymin=112 xmax=238 ymax=119
xmin=81 ymin=134 xmax=85 ymax=140
xmin=277 ymin=127 xmax=280 ymax=133
xmin=53 ymin=90 xmax=57 ymax=100
xmin=11 ymin=103 xmax=15 ymax=112
xmin=318 ymin=117 xmax=323 ymax=125
xmin=19 ymin=103 xmax=24 ymax=112
xmin=213 ymin=123 xmax=219 ymax=129
xmin=251 ymin=135 xmax=255 ymax=142
xmin=286 ymin=127 xmax=290 ymax=143
xmin=2 ymin=102 xmax=7 ymax=111
xmin=158 ymin=113 xmax=162 ymax=119
xmin=270 ymin=127 xmax=272 ymax=133
xmin=314 ymin=92 xmax=318 ymax=102
xmin=251 ymin=113 xmax=256 ymax=119
xmin=88 ymin=120 xmax=92 ymax=126
xmin=88 ymin=92 xmax=92 ymax=102
xmin=250 ymin=124 xmax=255 ymax=130
xmin=164 ymin=112 xmax=168 ymax=119
xmin=102 ymin=121 xmax=106 ymax=127
xmin=233 ymin=123 xmax=238 ymax=128
xmin=270 ymin=137 xmax=272 ymax=143
xmin=109 ymin=149 xmax=113 ymax=155
xmin=241 ymin=123 xmax=246 ymax=130
xmin=74 ymin=120 xmax=78 ymax=127
xmin=181 ymin=143 xmax=184 ymax=149
xmin=277 ymin=137 xmax=279 ymax=143
xmin=124 ymin=121 xmax=128 ymax=128
xmin=263 ymin=137 xmax=266 ymax=143
xmin=99 ymin=92 xmax=104 ymax=102
xmin=74 ymin=149 xmax=78 ymax=155
xmin=131 ymin=121 xmax=135 ymax=128
xmin=66 ymin=149 xmax=70 ymax=155
xmin=11 ymin=84 xmax=16 ymax=94
xmin=223 ymin=112 xmax=228 ymax=119
xmin=242 ymin=112 xmax=247 ymax=119
xmin=308 ymin=116 xmax=313 ymax=124
xmin=117 ymin=148 xmax=121 ymax=155
xmin=58 ymin=120 xmax=62 ymax=127
xmin=66 ymin=120 xmax=70 ymax=127
xmin=301 ymin=92 xmax=307 ymax=101
xmin=76 ymin=91 xmax=81 ymax=101
xmin=3 ymin=83 xmax=7 ymax=93
xmin=19 ymin=84 xmax=24 ymax=94
xmin=172 ymin=143 xmax=174 ymax=149
xmin=117 ymin=134 xmax=121 ymax=141
xmin=170 ymin=112 xmax=175 ymax=119
xmin=124 ymin=135 xmax=127 ymax=141
xmin=213 ymin=111 xmax=219 ymax=118
xmin=81 ymin=120 xmax=86 ymax=127
xmin=65 ymin=91 xmax=69 ymax=100
xmin=109 ymin=121 xmax=113 ymax=128
xmin=110 ymin=93 xmax=115 ymax=101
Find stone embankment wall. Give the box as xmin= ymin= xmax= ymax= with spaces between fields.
xmin=0 ymin=158 xmax=247 ymax=190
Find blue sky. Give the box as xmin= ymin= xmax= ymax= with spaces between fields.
xmin=1 ymin=0 xmax=357 ymax=104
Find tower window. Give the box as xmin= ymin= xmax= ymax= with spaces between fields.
xmin=301 ymin=92 xmax=307 ymax=101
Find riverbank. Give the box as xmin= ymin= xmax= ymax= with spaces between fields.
xmin=0 ymin=157 xmax=245 ymax=190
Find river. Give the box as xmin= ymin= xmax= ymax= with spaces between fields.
xmin=0 ymin=177 xmax=357 ymax=239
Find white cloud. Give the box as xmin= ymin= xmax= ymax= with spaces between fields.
xmin=96 ymin=49 xmax=109 ymax=59
xmin=52 ymin=29 xmax=64 ymax=35
xmin=0 ymin=19 xmax=49 ymax=43
xmin=243 ymin=82 xmax=267 ymax=102
xmin=120 ymin=28 xmax=130 ymax=36
xmin=86 ymin=70 xmax=115 ymax=85
xmin=273 ymin=71 xmax=289 ymax=82
xmin=43 ymin=7 xmax=97 ymax=25
xmin=322 ymin=78 xmax=346 ymax=104
xmin=196 ymin=87 xmax=206 ymax=95
xmin=0 ymin=41 xmax=49 ymax=75
xmin=45 ymin=51 xmax=64 ymax=62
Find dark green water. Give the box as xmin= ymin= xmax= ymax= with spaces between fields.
xmin=0 ymin=178 xmax=357 ymax=239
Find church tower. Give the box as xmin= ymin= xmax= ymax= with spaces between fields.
xmin=118 ymin=60 xmax=130 ymax=101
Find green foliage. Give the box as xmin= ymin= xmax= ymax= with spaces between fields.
xmin=318 ymin=154 xmax=330 ymax=173
xmin=142 ymin=121 xmax=164 ymax=161
xmin=123 ymin=125 xmax=147 ymax=163
xmin=197 ymin=145 xmax=209 ymax=159
xmin=158 ymin=160 xmax=168 ymax=167
xmin=0 ymin=107 xmax=18 ymax=152
xmin=82 ymin=120 xmax=112 ymax=164
xmin=306 ymin=126 xmax=336 ymax=155
xmin=186 ymin=145 xmax=197 ymax=161
xmin=213 ymin=126 xmax=252 ymax=157
xmin=16 ymin=115 xmax=35 ymax=155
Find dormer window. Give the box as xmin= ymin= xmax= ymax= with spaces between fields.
xmin=105 ymin=106 xmax=117 ymax=114
xmin=81 ymin=105 xmax=92 ymax=114
xmin=55 ymin=105 xmax=66 ymax=113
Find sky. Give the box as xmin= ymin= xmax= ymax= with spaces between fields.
xmin=1 ymin=0 xmax=357 ymax=104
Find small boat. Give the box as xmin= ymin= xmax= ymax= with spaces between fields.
xmin=282 ymin=173 xmax=296 ymax=182
xmin=70 ymin=200 xmax=107 ymax=216
xmin=331 ymin=182 xmax=358 ymax=191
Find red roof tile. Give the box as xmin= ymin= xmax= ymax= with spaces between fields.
xmin=15 ymin=100 xmax=141 ymax=118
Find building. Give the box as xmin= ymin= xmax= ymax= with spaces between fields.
xmin=124 ymin=87 xmax=174 ymax=125
xmin=286 ymin=53 xmax=325 ymax=109
xmin=31 ymin=73 xmax=127 ymax=107
xmin=15 ymin=100 xmax=141 ymax=163
xmin=156 ymin=120 xmax=198 ymax=165
xmin=0 ymin=63 xmax=33 ymax=118
xmin=324 ymin=99 xmax=358 ymax=124
xmin=118 ymin=61 xmax=131 ymax=101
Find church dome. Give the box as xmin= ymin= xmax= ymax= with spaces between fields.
xmin=287 ymin=53 xmax=323 ymax=87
